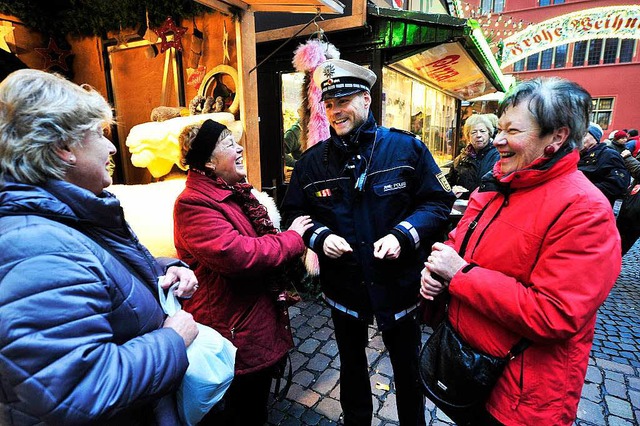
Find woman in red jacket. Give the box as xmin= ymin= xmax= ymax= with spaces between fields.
xmin=420 ymin=78 xmax=620 ymax=425
xmin=173 ymin=119 xmax=312 ymax=425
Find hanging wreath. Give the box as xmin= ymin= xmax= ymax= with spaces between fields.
xmin=198 ymin=65 xmax=240 ymax=116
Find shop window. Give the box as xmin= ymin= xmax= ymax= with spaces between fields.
xmin=480 ymin=0 xmax=504 ymax=14
xmin=603 ymin=39 xmax=619 ymax=64
xmin=573 ymin=41 xmax=587 ymax=67
xmin=526 ymin=52 xmax=539 ymax=70
xmin=590 ymin=98 xmax=614 ymax=131
xmin=620 ymin=39 xmax=635 ymax=63
xmin=280 ymin=72 xmax=305 ymax=183
xmin=382 ymin=67 xmax=457 ymax=167
xmin=587 ymin=39 xmax=603 ymax=66
xmin=554 ymin=44 xmax=567 ymax=68
xmin=540 ymin=48 xmax=553 ymax=69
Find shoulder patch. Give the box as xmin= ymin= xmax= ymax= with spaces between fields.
xmin=390 ymin=127 xmax=417 ymax=137
xmin=435 ymin=171 xmax=452 ymax=192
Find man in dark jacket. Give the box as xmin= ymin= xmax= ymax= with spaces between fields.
xmin=578 ymin=122 xmax=629 ymax=206
xmin=282 ymin=59 xmax=454 ymax=425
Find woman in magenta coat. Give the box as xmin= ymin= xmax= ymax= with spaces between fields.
xmin=173 ymin=119 xmax=311 ymax=425
xmin=420 ymin=78 xmax=620 ymax=425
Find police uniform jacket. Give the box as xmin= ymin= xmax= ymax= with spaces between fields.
xmin=577 ymin=143 xmax=629 ymax=205
xmin=282 ymin=112 xmax=454 ymax=330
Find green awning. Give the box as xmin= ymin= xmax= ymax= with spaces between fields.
xmin=368 ymin=6 xmax=511 ymax=99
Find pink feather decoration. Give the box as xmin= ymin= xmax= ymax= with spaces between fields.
xmin=292 ymin=39 xmax=340 ymax=276
xmin=292 ymin=39 xmax=339 ymax=149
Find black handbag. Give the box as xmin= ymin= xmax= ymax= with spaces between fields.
xmin=419 ymin=319 xmax=529 ymax=424
xmin=418 ymin=200 xmax=529 ymax=425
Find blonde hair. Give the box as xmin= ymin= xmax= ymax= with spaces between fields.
xmin=0 ymin=69 xmax=113 ymax=184
xmin=463 ymin=114 xmax=494 ymax=141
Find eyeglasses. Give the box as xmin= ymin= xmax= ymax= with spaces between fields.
xmin=470 ymin=129 xmax=489 ymax=136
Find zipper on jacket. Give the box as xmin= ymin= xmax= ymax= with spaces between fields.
xmin=231 ymin=327 xmax=236 ymax=339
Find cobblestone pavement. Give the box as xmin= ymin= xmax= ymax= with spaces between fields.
xmin=267 ymin=244 xmax=640 ymax=426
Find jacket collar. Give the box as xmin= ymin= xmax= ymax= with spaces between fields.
xmin=0 ymin=177 xmax=124 ymax=228
xmin=185 ymin=169 xmax=234 ymax=202
xmin=328 ymin=111 xmax=377 ymax=152
xmin=481 ymin=145 xmax=578 ymax=194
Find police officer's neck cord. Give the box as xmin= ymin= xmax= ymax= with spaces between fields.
xmin=355 ymin=130 xmax=377 ymax=191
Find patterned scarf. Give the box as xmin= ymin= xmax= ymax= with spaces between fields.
xmin=223 ymin=178 xmax=303 ymax=306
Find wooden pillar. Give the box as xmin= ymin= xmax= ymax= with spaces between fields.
xmin=235 ymin=10 xmax=261 ymax=190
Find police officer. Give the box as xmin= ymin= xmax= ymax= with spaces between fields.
xmin=578 ymin=122 xmax=629 ymax=206
xmin=282 ymin=59 xmax=455 ymax=425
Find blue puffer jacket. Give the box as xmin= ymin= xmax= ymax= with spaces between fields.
xmin=0 ymin=178 xmax=189 ymax=425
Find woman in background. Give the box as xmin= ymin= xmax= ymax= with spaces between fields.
xmin=174 ymin=119 xmax=312 ymax=425
xmin=0 ymin=69 xmax=199 ymax=425
xmin=447 ymin=114 xmax=499 ymax=199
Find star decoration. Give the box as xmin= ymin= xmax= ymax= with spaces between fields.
xmin=152 ymin=17 xmax=187 ymax=54
xmin=0 ymin=23 xmax=15 ymax=53
xmin=34 ymin=38 xmax=72 ymax=71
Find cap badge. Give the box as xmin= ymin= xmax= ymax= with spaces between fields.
xmin=322 ymin=63 xmax=336 ymax=79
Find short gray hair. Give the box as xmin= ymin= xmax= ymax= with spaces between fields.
xmin=498 ymin=77 xmax=591 ymax=150
xmin=0 ymin=69 xmax=113 ymax=184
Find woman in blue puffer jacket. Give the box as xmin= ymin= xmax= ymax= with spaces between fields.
xmin=0 ymin=69 xmax=199 ymax=425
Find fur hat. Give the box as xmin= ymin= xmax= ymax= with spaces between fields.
xmin=587 ymin=123 xmax=603 ymax=142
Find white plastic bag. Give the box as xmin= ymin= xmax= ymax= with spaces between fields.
xmin=158 ymin=278 xmax=236 ymax=426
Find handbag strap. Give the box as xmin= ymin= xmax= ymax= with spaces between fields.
xmin=455 ymin=198 xmax=531 ymax=357
xmin=458 ymin=195 xmax=496 ymax=257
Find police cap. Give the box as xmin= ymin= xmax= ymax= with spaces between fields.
xmin=313 ymin=59 xmax=377 ymax=101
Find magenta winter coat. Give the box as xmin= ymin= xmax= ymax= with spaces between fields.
xmin=173 ymin=171 xmax=306 ymax=375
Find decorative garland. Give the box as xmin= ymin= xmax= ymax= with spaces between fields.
xmin=0 ymin=0 xmax=207 ymax=37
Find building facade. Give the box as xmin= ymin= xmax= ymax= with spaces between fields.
xmin=457 ymin=0 xmax=640 ymax=134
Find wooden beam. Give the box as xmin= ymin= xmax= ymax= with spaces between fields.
xmin=195 ymin=0 xmax=247 ymax=13
xmin=256 ymin=0 xmax=365 ymax=43
xmin=248 ymin=0 xmax=343 ymax=14
xmin=235 ymin=10 xmax=262 ymax=190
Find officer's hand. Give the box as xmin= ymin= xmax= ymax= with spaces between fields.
xmin=323 ymin=234 xmax=353 ymax=259
xmin=373 ymin=234 xmax=401 ymax=259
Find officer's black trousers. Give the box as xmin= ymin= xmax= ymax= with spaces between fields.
xmin=331 ymin=309 xmax=426 ymax=426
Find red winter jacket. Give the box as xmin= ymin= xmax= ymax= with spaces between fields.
xmin=446 ymin=150 xmax=620 ymax=425
xmin=174 ymin=172 xmax=306 ymax=374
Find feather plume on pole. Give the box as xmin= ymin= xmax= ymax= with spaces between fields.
xmin=292 ymin=39 xmax=339 ymax=150
xmin=292 ymin=38 xmax=339 ymax=276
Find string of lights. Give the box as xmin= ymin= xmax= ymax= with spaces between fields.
xmin=456 ymin=1 xmax=535 ymax=44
